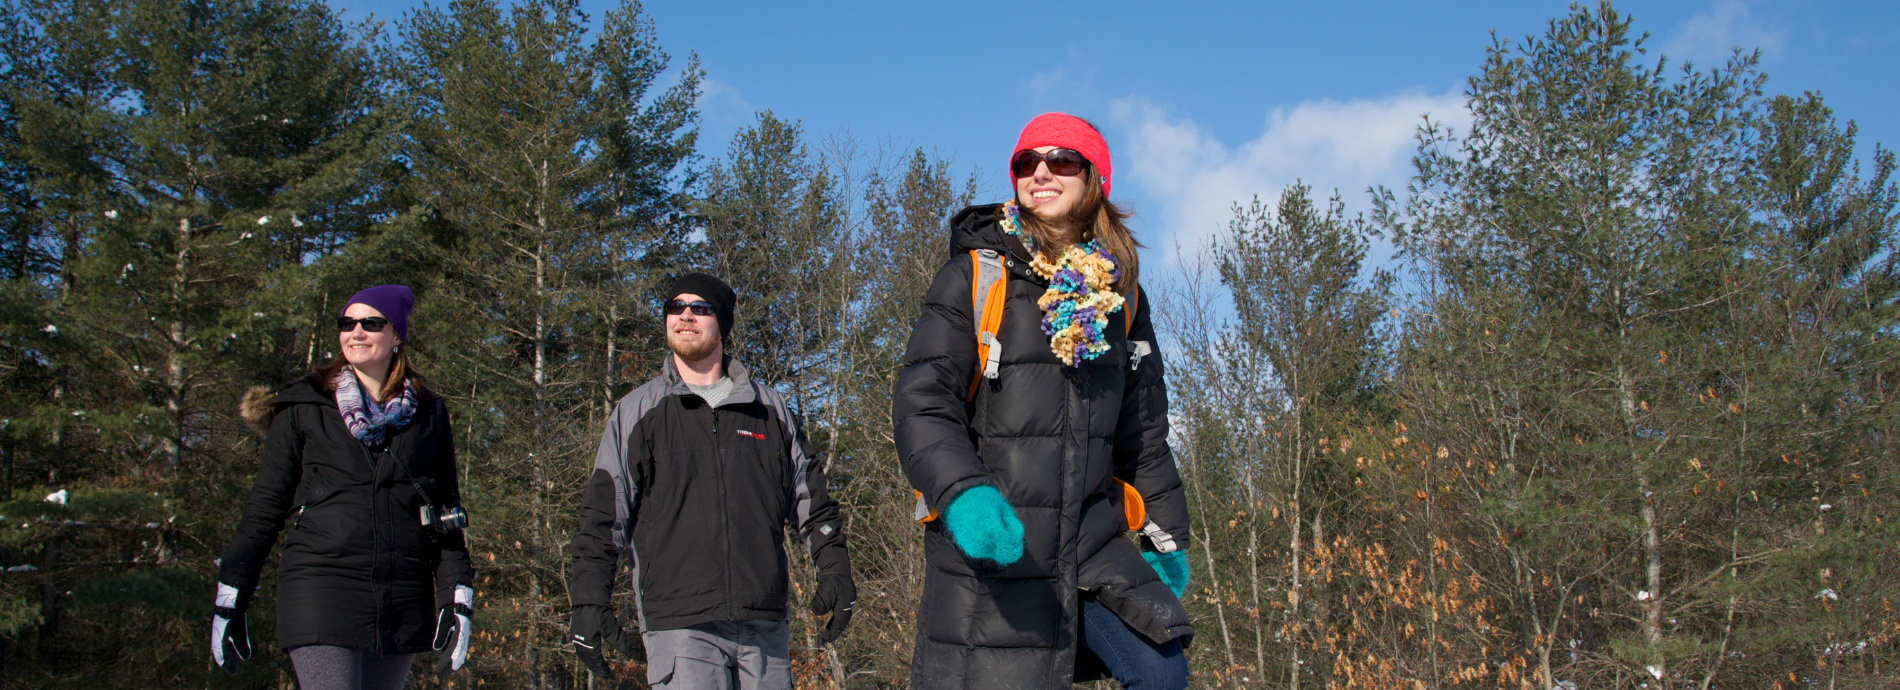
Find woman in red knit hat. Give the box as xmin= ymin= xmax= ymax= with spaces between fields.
xmin=893 ymin=113 xmax=1193 ymax=689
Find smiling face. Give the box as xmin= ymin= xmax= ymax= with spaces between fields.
xmin=338 ymin=302 xmax=400 ymax=376
xmin=665 ymin=292 xmax=722 ymax=364
xmin=1014 ymin=146 xmax=1087 ymax=231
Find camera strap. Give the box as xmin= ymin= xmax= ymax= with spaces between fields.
xmin=378 ymin=447 xmax=443 ymax=507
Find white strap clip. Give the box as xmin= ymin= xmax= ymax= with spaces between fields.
xmin=1128 ymin=340 xmax=1152 ymax=370
xmin=1140 ymin=519 xmax=1178 ymax=553
xmin=980 ymin=331 xmax=1002 ymax=379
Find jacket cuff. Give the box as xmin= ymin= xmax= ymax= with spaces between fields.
xmin=567 ymin=587 xmax=612 ymax=608
xmin=435 ymin=579 xmax=476 ymax=609
xmin=435 ymin=568 xmax=476 ymax=604
xmin=931 ymin=477 xmax=993 ymax=523
xmin=813 ymin=543 xmax=852 ymax=578
xmin=216 ymin=570 xmax=259 ymax=600
xmin=215 ymin=581 xmax=255 ymax=612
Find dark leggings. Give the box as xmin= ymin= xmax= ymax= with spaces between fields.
xmin=287 ymin=645 xmax=415 ymax=690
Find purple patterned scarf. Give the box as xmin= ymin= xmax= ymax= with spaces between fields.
xmin=333 ymin=368 xmax=417 ymax=445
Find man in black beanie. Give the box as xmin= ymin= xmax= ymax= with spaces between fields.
xmin=567 ymin=272 xmax=855 ymax=689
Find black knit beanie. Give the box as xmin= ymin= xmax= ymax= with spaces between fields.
xmin=667 ymin=272 xmax=736 ymax=342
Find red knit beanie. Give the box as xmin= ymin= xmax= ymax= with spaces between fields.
xmin=1011 ymin=112 xmax=1113 ymax=197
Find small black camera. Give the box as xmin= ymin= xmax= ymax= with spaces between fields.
xmin=420 ymin=504 xmax=468 ymax=534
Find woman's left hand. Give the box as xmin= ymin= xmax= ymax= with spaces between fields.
xmin=210 ymin=582 xmax=253 ymax=675
xmin=1143 ymin=550 xmax=1191 ymax=599
xmin=433 ymin=584 xmax=474 ymax=678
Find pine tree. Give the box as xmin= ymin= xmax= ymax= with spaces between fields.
xmin=389 ymin=0 xmax=698 ymax=683
xmin=698 ymin=111 xmax=844 ymax=410
xmin=0 ymin=0 xmax=392 ymax=682
xmin=1376 ymin=2 xmax=1900 ymax=686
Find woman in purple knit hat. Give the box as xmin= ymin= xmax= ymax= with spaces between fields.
xmin=211 ymin=286 xmax=477 ymax=689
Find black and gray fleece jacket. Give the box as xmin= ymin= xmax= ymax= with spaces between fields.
xmin=568 ymin=355 xmax=849 ymax=632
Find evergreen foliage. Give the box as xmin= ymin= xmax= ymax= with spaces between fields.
xmin=0 ymin=0 xmax=1890 ymax=687
xmin=1162 ymin=2 xmax=1898 ymax=688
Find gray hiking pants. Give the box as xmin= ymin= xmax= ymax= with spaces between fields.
xmin=644 ymin=619 xmax=791 ymax=690
xmin=287 ymin=645 xmax=415 ymax=690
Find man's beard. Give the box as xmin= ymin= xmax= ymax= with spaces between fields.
xmin=668 ymin=330 xmax=720 ymax=363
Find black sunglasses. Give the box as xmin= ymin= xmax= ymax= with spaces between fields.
xmin=665 ymin=300 xmax=716 ymax=316
xmin=336 ymin=316 xmax=391 ymax=333
xmin=1010 ymin=148 xmax=1091 ymax=178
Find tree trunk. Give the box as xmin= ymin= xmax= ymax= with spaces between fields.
xmin=1620 ymin=362 xmax=1665 ymax=685
xmin=1286 ymin=396 xmax=1305 ymax=690
xmin=164 ymin=216 xmax=192 ymax=469
xmin=39 ymin=535 xmax=59 ymax=669
xmin=1309 ymin=503 xmax=1328 ymax=683
xmin=529 ymin=162 xmax=551 ymax=688
xmin=1188 ymin=446 xmax=1237 ymax=671
xmin=1241 ymin=433 xmax=1266 ymax=680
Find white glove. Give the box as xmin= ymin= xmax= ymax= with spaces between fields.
xmin=434 ymin=584 xmax=474 ymax=678
xmin=210 ymin=582 xmax=252 ymax=675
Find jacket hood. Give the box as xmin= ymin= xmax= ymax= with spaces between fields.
xmin=948 ymin=203 xmax=1008 ymax=255
xmin=239 ymin=375 xmax=333 ymax=437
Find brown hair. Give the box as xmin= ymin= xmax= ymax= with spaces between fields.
xmin=316 ymin=349 xmax=426 ymax=403
xmin=1013 ymin=160 xmax=1142 ymax=291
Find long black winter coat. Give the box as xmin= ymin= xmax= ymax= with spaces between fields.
xmin=222 ymin=374 xmax=474 ymax=654
xmin=893 ymin=204 xmax=1193 ymax=690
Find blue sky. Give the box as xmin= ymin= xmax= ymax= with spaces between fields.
xmin=337 ymin=0 xmax=1899 ymax=267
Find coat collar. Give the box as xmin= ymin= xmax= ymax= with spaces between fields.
xmin=661 ymin=353 xmax=757 ymax=408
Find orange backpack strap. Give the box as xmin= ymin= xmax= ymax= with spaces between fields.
xmin=966 ymin=249 xmax=1008 ymax=401
xmin=914 ymin=489 xmax=938 ymax=523
xmin=1124 ymin=283 xmax=1152 ymax=370
xmin=915 ymin=250 xmax=1009 ymax=524
xmin=1124 ymin=284 xmax=1140 ymax=337
xmin=1120 ymin=473 xmax=1179 ymax=551
xmin=1116 ymin=478 xmax=1145 ymax=530
xmin=1117 ymin=287 xmax=1156 ymax=534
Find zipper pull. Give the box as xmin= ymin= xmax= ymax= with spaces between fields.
xmin=293 ymin=505 xmax=306 ymax=530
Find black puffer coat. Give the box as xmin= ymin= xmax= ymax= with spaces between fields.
xmin=222 ymin=374 xmax=474 ymax=654
xmin=893 ymin=204 xmax=1192 ymax=690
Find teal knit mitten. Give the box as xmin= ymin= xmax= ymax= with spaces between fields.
xmin=943 ymin=485 xmax=1024 ymax=567
xmin=1143 ymin=550 xmax=1191 ymax=598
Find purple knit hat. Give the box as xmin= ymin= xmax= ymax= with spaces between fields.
xmin=342 ymin=285 xmax=415 ymax=341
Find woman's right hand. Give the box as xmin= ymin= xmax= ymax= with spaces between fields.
xmin=210 ymin=582 xmax=252 ymax=675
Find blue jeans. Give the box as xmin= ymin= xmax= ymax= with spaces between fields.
xmin=1080 ymin=599 xmax=1189 ymax=690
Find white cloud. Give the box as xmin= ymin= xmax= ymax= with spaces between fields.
xmin=1022 ymin=47 xmax=1102 ymax=111
xmin=698 ymin=77 xmax=757 ymax=151
xmin=1663 ymin=0 xmax=1786 ymax=67
xmin=1110 ymin=90 xmax=1467 ymax=264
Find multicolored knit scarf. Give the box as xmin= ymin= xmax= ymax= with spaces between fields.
xmin=1000 ymin=200 xmax=1126 ymax=366
xmin=333 ymin=368 xmax=417 ymax=445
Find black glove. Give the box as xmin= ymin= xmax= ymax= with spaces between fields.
xmin=210 ymin=582 xmax=253 ymax=675
xmin=809 ymin=572 xmax=856 ymax=645
xmin=570 ymin=604 xmax=639 ymax=679
xmin=432 ymin=584 xmax=474 ymax=679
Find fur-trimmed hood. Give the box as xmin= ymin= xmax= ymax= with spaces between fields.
xmin=238 ymin=375 xmax=334 ymax=437
xmin=239 ymin=386 xmax=276 ymax=437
